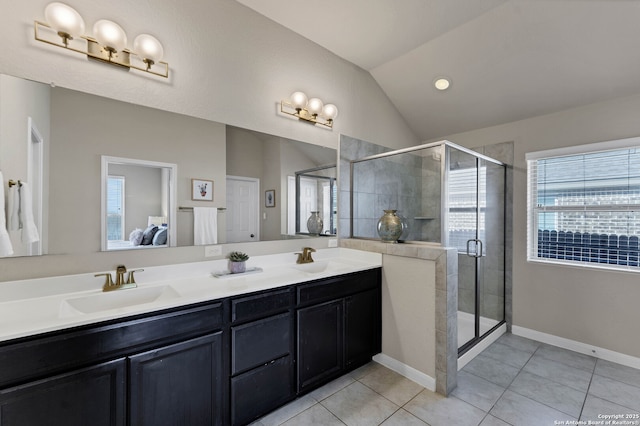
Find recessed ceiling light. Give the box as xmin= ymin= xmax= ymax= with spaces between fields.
xmin=434 ymin=77 xmax=451 ymax=91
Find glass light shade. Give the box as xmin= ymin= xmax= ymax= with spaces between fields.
xmin=93 ymin=19 xmax=127 ymax=52
xmin=290 ymin=91 xmax=308 ymax=110
xmin=44 ymin=2 xmax=85 ymax=37
xmin=133 ymin=34 xmax=164 ymax=63
xmin=321 ymin=103 xmax=338 ymax=121
xmin=307 ymin=98 xmax=324 ymax=116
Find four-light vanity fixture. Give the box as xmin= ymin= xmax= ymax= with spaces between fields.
xmin=34 ymin=2 xmax=169 ymax=78
xmin=281 ymin=91 xmax=338 ymax=129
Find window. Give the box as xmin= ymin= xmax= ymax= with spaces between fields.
xmin=527 ymin=140 xmax=640 ymax=271
xmin=107 ymin=175 xmax=125 ymax=241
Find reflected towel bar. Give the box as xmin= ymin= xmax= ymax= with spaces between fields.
xmin=179 ymin=206 xmax=226 ymax=212
xmin=8 ymin=179 xmax=22 ymax=187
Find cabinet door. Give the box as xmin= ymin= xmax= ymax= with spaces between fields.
xmin=0 ymin=358 xmax=125 ymax=426
xmin=129 ymin=332 xmax=223 ymax=426
xmin=345 ymin=289 xmax=381 ymax=369
xmin=297 ymin=299 xmax=343 ymax=393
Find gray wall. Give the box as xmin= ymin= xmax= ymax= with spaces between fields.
xmin=436 ymin=93 xmax=640 ymax=359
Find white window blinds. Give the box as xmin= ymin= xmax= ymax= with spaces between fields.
xmin=527 ymin=145 xmax=640 ymax=270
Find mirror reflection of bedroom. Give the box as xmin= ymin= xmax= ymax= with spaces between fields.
xmin=103 ymin=157 xmax=177 ymax=251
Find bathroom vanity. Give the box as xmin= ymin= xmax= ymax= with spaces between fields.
xmin=0 ymin=249 xmax=381 ymax=426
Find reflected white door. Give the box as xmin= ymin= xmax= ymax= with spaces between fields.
xmin=226 ymin=176 xmax=259 ymax=243
xmin=27 ymin=117 xmax=44 ymax=256
xmin=299 ymin=177 xmax=317 ymax=233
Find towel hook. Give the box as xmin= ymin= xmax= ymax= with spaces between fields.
xmin=8 ymin=179 xmax=21 ymax=188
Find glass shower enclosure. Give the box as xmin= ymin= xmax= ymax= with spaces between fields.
xmin=350 ymin=141 xmax=506 ymax=355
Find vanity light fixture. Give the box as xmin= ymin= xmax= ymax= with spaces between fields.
xmin=34 ymin=2 xmax=169 ymax=78
xmin=280 ymin=91 xmax=338 ymax=129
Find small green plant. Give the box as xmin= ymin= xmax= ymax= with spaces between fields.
xmin=227 ymin=251 xmax=249 ymax=262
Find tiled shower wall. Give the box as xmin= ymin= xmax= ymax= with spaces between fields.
xmin=340 ymin=135 xmax=442 ymax=242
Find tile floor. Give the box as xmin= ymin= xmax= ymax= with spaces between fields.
xmin=253 ymin=333 xmax=640 ymax=426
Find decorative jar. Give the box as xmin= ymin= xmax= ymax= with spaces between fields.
xmin=307 ymin=211 xmax=323 ymax=235
xmin=377 ymin=210 xmax=403 ymax=243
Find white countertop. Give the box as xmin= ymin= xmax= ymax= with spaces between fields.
xmin=0 ymin=248 xmax=381 ymax=343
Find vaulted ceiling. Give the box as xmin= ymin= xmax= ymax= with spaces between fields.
xmin=235 ymin=0 xmax=640 ymax=140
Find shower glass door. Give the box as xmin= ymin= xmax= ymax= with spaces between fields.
xmin=447 ymin=146 xmax=505 ymax=354
xmin=478 ymin=158 xmax=505 ymax=339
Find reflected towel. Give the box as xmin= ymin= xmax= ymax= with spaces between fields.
xmin=0 ymin=172 xmax=14 ymax=257
xmin=7 ymin=184 xmax=19 ymax=231
xmin=193 ymin=207 xmax=217 ymax=245
xmin=19 ymin=182 xmax=39 ymax=244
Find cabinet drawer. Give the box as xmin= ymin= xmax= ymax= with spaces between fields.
xmin=296 ymin=268 xmax=380 ymax=306
xmin=231 ymin=312 xmax=291 ymax=375
xmin=0 ymin=301 xmax=223 ymax=388
xmin=231 ymin=356 xmax=293 ymax=426
xmin=231 ymin=288 xmax=292 ymax=323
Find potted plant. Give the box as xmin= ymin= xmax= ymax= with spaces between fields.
xmin=227 ymin=251 xmax=249 ymax=274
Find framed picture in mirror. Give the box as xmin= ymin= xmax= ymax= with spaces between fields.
xmin=192 ymin=178 xmax=213 ymax=201
xmin=265 ymin=189 xmax=276 ymax=207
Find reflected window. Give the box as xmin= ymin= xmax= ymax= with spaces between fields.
xmin=107 ymin=176 xmax=125 ymax=241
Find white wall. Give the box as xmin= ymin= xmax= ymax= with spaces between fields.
xmin=437 ymin=92 xmax=640 ymax=359
xmin=0 ymin=0 xmax=419 ymax=281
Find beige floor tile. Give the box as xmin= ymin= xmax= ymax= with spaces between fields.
xmin=380 ymin=408 xmax=427 ymax=426
xmin=404 ymin=389 xmax=487 ymax=426
xmin=321 ymin=381 xmax=399 ymax=426
xmin=255 ymin=394 xmax=317 ymax=426
xmin=359 ymin=365 xmax=424 ymax=406
xmin=280 ymin=404 xmax=345 ymax=426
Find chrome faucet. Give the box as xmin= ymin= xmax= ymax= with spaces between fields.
xmin=96 ymin=265 xmax=144 ymax=292
xmin=295 ymin=247 xmax=316 ymax=264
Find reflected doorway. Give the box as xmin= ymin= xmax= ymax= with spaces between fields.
xmin=226 ymin=176 xmax=259 ymax=243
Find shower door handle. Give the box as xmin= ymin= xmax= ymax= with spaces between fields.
xmin=466 ymin=239 xmax=483 ymax=258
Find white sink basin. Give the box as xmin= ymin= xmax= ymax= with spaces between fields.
xmin=59 ymin=285 xmax=180 ymax=317
xmin=289 ymin=260 xmax=348 ymax=274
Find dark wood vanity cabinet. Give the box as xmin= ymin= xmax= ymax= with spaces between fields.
xmin=296 ymin=268 xmax=382 ymax=393
xmin=0 ymin=301 xmax=225 ymax=426
xmin=0 ymin=267 xmax=381 ymax=426
xmin=229 ymin=288 xmax=295 ymax=426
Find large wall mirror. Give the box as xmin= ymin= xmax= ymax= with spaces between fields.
xmin=0 ymin=73 xmax=338 ymax=258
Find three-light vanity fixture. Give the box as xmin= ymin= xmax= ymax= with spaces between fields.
xmin=280 ymin=91 xmax=338 ymax=129
xmin=34 ymin=2 xmax=169 ymax=78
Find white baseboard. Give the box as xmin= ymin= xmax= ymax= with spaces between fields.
xmin=372 ymin=353 xmax=436 ymax=391
xmin=458 ymin=323 xmax=507 ymax=370
xmin=512 ymin=326 xmax=640 ymax=370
